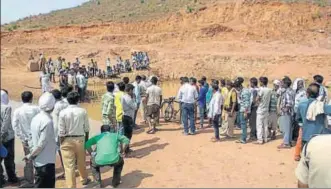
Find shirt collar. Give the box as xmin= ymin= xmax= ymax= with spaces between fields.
xmin=68 ymin=104 xmax=79 ymax=108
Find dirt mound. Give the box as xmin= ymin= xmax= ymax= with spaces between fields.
xmin=201 ymin=24 xmax=233 ymax=37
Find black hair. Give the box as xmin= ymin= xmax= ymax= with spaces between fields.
xmin=61 ymin=85 xmax=73 ymax=98
xmin=67 ymin=92 xmax=80 ymax=105
xmin=259 ymin=77 xmax=268 ymax=86
xmin=106 ymin=81 xmax=115 ymax=92
xmin=123 ymin=77 xmax=130 ymax=84
xmin=220 ymin=79 xmax=226 ymax=87
xmin=250 ymin=77 xmax=258 ymax=87
xmin=51 ymin=89 xmax=62 ymax=100
xmin=313 ymin=75 xmax=324 ymax=84
xmin=190 ymin=77 xmax=197 ymax=84
xmin=202 ymin=76 xmax=207 ymax=81
xmin=141 ymin=75 xmax=147 ymax=81
xmin=307 ymin=83 xmax=320 ymax=99
xmin=101 ymin=125 xmax=111 ymax=133
xmin=212 ymin=80 xmax=219 ymax=86
xmin=135 ymin=75 xmax=142 ymax=81
xmin=226 ymin=80 xmax=233 ymax=87
xmin=237 ymin=77 xmax=244 ymax=84
xmin=118 ymin=82 xmax=125 ymax=92
xmin=125 ymin=84 xmax=135 ymax=92
xmin=2 ymin=89 xmax=8 ymax=94
xmin=182 ymin=77 xmax=189 ymax=83
xmin=151 ymin=76 xmax=158 ymax=85
xmin=21 ymin=91 xmax=33 ymax=103
xmin=282 ymin=77 xmax=292 ymax=88
xmin=198 ymin=80 xmax=205 ymax=85
xmin=212 ymin=84 xmax=219 ymax=91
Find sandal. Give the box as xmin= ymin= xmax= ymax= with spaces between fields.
xmin=277 ymin=144 xmax=291 ymax=149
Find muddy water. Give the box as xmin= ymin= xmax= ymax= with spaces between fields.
xmin=82 ymin=80 xmax=182 ymax=121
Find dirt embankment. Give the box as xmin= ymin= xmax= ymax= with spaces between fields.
xmin=1 ymin=1 xmax=331 ymax=97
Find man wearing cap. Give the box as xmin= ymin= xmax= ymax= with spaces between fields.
xmin=24 ymin=92 xmax=57 ymax=188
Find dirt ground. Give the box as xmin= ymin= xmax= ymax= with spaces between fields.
xmin=1 ymin=1 xmax=330 ymax=188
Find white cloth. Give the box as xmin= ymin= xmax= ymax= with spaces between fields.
xmin=12 ymin=103 xmax=40 ymax=142
xmin=38 ymin=92 xmax=56 ymax=112
xmin=58 ymin=105 xmax=90 ymax=137
xmin=30 ymin=111 xmax=57 ymax=167
xmin=177 ymin=83 xmax=198 ymax=104
xmin=1 ymin=90 xmax=9 ymax=105
xmin=76 ymin=74 xmax=86 ymax=89
xmin=328 ymin=100 xmax=331 ymax=126
xmin=306 ymin=100 xmax=325 ymax=121
xmin=208 ymin=91 xmax=223 ymax=118
xmin=292 ymin=78 xmax=305 ymax=92
xmin=51 ymin=99 xmax=69 ymax=141
xmin=273 ymin=80 xmax=281 ymax=86
xmin=106 ymin=60 xmax=111 ymax=67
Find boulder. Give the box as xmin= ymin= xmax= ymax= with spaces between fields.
xmin=27 ymin=60 xmax=39 ymax=72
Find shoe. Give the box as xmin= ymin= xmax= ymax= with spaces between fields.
xmin=188 ymin=131 xmax=196 ymax=135
xmin=19 ymin=180 xmax=34 ymax=188
xmin=7 ymin=177 xmax=19 ymax=184
xmin=235 ymin=140 xmax=246 ymax=144
xmin=183 ymin=132 xmax=189 ymax=136
xmin=56 ymin=173 xmax=65 ymax=180
xmin=211 ymin=137 xmax=221 ymax=142
xmin=82 ymin=178 xmax=92 ymax=185
xmin=277 ymin=144 xmax=291 ymax=149
xmin=294 ymin=156 xmax=301 ymax=161
xmin=253 ymin=141 xmax=264 ymax=145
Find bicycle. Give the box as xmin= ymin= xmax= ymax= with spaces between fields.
xmin=161 ymin=96 xmax=181 ymax=122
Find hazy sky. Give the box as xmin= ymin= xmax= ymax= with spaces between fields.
xmin=1 ymin=0 xmax=89 ymax=24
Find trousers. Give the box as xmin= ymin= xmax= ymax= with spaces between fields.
xmin=34 ymin=164 xmax=55 ymax=188
xmin=0 ymin=139 xmax=17 ymax=183
xmin=23 ymin=142 xmax=34 ymax=184
xmin=122 ymin=116 xmax=133 ymax=153
xmin=60 ymin=137 xmax=88 ymax=188
xmin=256 ymin=112 xmax=269 ymax=143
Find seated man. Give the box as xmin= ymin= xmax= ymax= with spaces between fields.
xmin=85 ymin=125 xmax=129 ymax=188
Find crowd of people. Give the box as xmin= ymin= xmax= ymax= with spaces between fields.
xmin=1 ymin=70 xmax=331 ymax=188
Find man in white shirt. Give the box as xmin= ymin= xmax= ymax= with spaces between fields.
xmin=24 ymin=92 xmax=57 ymax=188
xmin=255 ymin=77 xmax=272 ymax=145
xmin=51 ymin=89 xmax=69 ymax=179
xmin=76 ymin=70 xmax=87 ymax=102
xmin=12 ymin=91 xmax=40 ymax=187
xmin=177 ymin=77 xmax=198 ymax=135
xmin=58 ymin=92 xmax=90 ymax=188
xmin=146 ymin=77 xmax=162 ymax=134
xmin=208 ymin=85 xmax=223 ymax=142
xmin=106 ymin=58 xmax=111 ymax=73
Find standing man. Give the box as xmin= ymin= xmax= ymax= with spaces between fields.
xmin=51 ymin=89 xmax=68 ymax=179
xmin=40 ymin=68 xmax=51 ymax=93
xmin=249 ymin=77 xmax=259 ymax=140
xmin=145 ymin=77 xmax=162 ymax=134
xmin=121 ymin=84 xmax=137 ymax=155
xmin=12 ymin=91 xmax=40 ymax=187
xmin=177 ymin=77 xmax=198 ymax=135
xmin=115 ymin=82 xmax=126 ymax=135
xmin=223 ymin=80 xmax=238 ymax=138
xmin=58 ymin=92 xmax=90 ymax=188
xmin=49 ymin=63 xmax=56 ymax=83
xmin=132 ymin=76 xmax=142 ymax=129
xmin=197 ymin=80 xmax=208 ymax=129
xmin=101 ymin=82 xmax=116 ymax=129
xmin=139 ymin=75 xmax=148 ymax=124
xmin=268 ymin=80 xmax=280 ymax=140
xmin=255 ymin=77 xmax=272 ymax=145
xmin=208 ymin=84 xmax=223 ymax=142
xmin=106 ymin=58 xmax=111 ymax=73
xmin=0 ymin=90 xmax=19 ymax=187
xmin=236 ymin=80 xmax=251 ymax=144
xmin=313 ymin=75 xmax=328 ymax=102
xmin=278 ymin=77 xmax=295 ymax=149
xmin=76 ymin=69 xmax=87 ymax=102
xmin=24 ymin=92 xmax=57 ymax=188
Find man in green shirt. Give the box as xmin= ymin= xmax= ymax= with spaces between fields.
xmin=85 ymin=125 xmax=129 ymax=188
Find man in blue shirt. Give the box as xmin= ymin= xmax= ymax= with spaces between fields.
xmin=197 ymin=80 xmax=208 ymax=128
xmin=296 ymin=83 xmax=331 ymax=147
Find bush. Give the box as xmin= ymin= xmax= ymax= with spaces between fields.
xmin=186 ymin=6 xmax=194 ymax=13
xmin=141 ymin=0 xmax=145 ymax=3
xmin=312 ymin=11 xmax=323 ymax=20
xmin=315 ymin=0 xmax=327 ymax=7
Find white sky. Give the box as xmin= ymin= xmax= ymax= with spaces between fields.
xmin=1 ymin=0 xmax=89 ymax=24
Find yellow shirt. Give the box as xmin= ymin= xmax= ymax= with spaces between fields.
xmin=221 ymin=87 xmax=228 ymax=100
xmin=114 ymin=91 xmax=124 ymax=122
xmin=224 ymin=88 xmax=237 ymax=110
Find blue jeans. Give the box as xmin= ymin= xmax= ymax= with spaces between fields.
xmin=199 ymin=105 xmax=205 ymax=126
xmin=213 ymin=114 xmax=221 ymax=139
xmin=279 ymin=115 xmax=292 ymax=145
xmin=182 ymin=103 xmax=195 ymax=134
xmin=239 ymin=112 xmax=247 ymax=142
xmin=117 ymin=122 xmax=124 ymax=135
